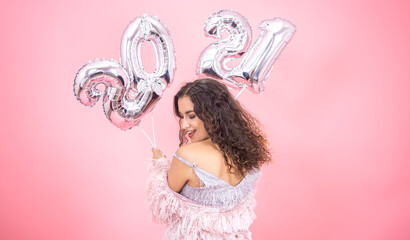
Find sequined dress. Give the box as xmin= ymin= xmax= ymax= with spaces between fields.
xmin=147 ymin=154 xmax=260 ymax=239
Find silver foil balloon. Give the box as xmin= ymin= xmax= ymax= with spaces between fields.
xmin=197 ymin=10 xmax=296 ymax=94
xmin=196 ymin=10 xmax=252 ymax=90
xmin=235 ymin=18 xmax=296 ymax=94
xmin=74 ymin=15 xmax=176 ymax=130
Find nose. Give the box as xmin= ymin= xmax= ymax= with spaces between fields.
xmin=181 ymin=117 xmax=190 ymax=129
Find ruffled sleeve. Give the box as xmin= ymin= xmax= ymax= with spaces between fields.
xmin=146 ymin=156 xmax=257 ymax=239
xmin=146 ymin=156 xmax=175 ymax=223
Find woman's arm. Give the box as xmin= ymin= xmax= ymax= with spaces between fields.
xmin=147 ymin=147 xmax=192 ymax=223
xmin=151 ymin=148 xmax=191 ymax=193
xmin=167 ymin=154 xmax=192 ymax=192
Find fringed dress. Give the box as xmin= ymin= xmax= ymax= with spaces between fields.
xmin=147 ymin=154 xmax=260 ymax=239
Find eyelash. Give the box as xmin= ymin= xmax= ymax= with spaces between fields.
xmin=180 ymin=115 xmax=196 ymax=119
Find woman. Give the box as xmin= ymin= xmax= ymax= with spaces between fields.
xmin=147 ymin=78 xmax=271 ymax=239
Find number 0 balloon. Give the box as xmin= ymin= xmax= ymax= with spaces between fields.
xmin=74 ymin=15 xmax=176 ymax=130
xmin=197 ymin=10 xmax=296 ymax=94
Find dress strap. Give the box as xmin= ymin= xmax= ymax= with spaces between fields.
xmin=174 ymin=154 xmax=230 ymax=187
xmin=173 ymin=154 xmax=196 ymax=168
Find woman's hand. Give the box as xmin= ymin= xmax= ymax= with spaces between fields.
xmin=152 ymin=148 xmax=165 ymax=159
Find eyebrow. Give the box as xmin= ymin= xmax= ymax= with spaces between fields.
xmin=178 ymin=110 xmax=195 ymax=116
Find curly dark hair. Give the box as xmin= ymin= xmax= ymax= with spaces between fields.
xmin=174 ymin=78 xmax=271 ymax=176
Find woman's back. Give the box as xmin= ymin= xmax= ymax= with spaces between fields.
xmin=176 ymin=139 xmax=244 ymax=188
xmin=174 ymin=139 xmax=260 ymax=206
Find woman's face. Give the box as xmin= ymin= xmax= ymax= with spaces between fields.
xmin=177 ymin=95 xmax=210 ymax=143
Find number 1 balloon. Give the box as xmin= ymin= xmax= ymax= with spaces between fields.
xmin=74 ymin=15 xmax=176 ymax=130
xmin=197 ymin=10 xmax=296 ymax=94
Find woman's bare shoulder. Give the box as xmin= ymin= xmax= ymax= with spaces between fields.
xmin=175 ymin=140 xmax=220 ymax=165
xmin=175 ymin=142 xmax=201 ymax=163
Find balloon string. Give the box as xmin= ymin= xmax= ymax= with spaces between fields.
xmin=138 ymin=125 xmax=155 ymax=148
xmin=235 ymin=86 xmax=247 ymax=100
xmin=151 ymin=112 xmax=157 ymax=148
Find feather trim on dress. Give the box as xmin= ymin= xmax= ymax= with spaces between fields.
xmin=146 ymin=157 xmax=258 ymax=239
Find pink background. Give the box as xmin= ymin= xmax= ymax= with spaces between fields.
xmin=1 ymin=0 xmax=409 ymax=239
